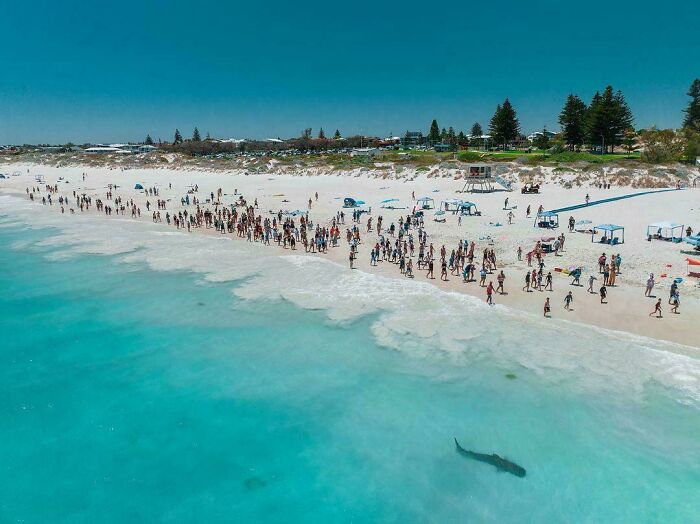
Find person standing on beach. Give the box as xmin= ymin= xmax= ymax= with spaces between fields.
xmin=669 ymin=280 xmax=678 ymax=304
xmin=544 ymin=297 xmax=551 ymax=317
xmin=517 ymin=246 xmax=522 ymax=261
xmin=649 ymin=298 xmax=662 ymax=318
xmin=427 ymin=259 xmax=434 ymax=279
xmin=599 ymin=285 xmax=607 ymax=304
xmin=496 ymin=270 xmax=505 ymax=294
xmin=588 ymin=274 xmax=596 ymax=293
xmin=671 ymin=292 xmax=680 ymax=314
xmin=545 ymin=271 xmax=553 ymax=291
xmin=645 ymin=274 xmax=655 ymax=297
xmin=486 ymin=281 xmax=494 ymax=305
xmin=564 ymin=291 xmax=573 ymax=310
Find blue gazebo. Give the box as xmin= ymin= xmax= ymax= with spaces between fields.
xmin=535 ymin=211 xmax=559 ymax=229
xmin=646 ymin=221 xmax=684 ymax=242
xmin=592 ymin=224 xmax=625 ymax=245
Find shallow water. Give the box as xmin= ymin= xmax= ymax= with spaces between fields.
xmin=1 ymin=199 xmax=699 ymax=523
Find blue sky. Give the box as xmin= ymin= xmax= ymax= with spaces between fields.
xmin=0 ymin=0 xmax=697 ymax=144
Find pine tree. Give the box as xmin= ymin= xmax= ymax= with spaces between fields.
xmin=144 ymin=134 xmax=154 ymax=145
xmin=490 ymin=99 xmax=520 ymax=149
xmin=428 ymin=120 xmax=440 ymax=144
xmin=318 ymin=128 xmax=325 ymax=139
xmin=586 ymin=86 xmax=633 ymax=153
xmin=334 ymin=129 xmax=341 ymax=139
xmin=192 ymin=127 xmax=201 ymax=142
xmin=470 ymin=122 xmax=483 ymax=148
xmin=440 ymin=127 xmax=447 ymax=143
xmin=173 ymin=129 xmax=183 ymax=145
xmin=205 ymin=132 xmax=211 ymax=141
xmin=558 ymin=94 xmax=587 ymax=150
xmin=447 ymin=126 xmax=456 ymax=146
xmin=683 ymin=79 xmax=700 ymax=131
xmin=457 ymin=131 xmax=467 ymax=147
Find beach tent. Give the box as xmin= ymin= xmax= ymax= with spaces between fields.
xmin=687 ymin=257 xmax=700 ymax=278
xmin=646 ymin=221 xmax=684 ymax=242
xmin=458 ymin=202 xmax=481 ymax=216
xmin=440 ymin=199 xmax=463 ymax=213
xmin=416 ymin=196 xmax=435 ymax=210
xmin=535 ymin=211 xmax=559 ymax=229
xmin=134 ymin=183 xmax=144 ymax=190
xmin=592 ymin=224 xmax=624 ymax=245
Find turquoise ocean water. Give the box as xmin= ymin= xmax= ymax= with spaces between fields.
xmin=1 ymin=199 xmax=699 ymax=523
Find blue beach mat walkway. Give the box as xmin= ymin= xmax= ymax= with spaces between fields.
xmin=544 ymin=188 xmax=683 ymax=215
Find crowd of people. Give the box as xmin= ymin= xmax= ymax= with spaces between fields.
xmin=23 ymin=173 xmax=686 ymax=321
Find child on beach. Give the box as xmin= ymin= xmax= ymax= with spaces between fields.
xmin=649 ymin=298 xmax=662 ymax=318
xmin=599 ymin=285 xmax=607 ymax=303
xmin=544 ymin=297 xmax=551 ymax=317
xmin=564 ymin=291 xmax=573 ymax=310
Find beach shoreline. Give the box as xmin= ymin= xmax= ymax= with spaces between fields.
xmin=2 ymin=161 xmax=699 ymax=349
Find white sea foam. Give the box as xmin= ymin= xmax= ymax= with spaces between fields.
xmin=2 ymin=193 xmax=699 ymax=406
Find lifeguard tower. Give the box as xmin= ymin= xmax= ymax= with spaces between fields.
xmin=460 ymin=164 xmax=494 ymax=193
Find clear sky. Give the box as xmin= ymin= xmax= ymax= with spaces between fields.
xmin=0 ymin=0 xmax=697 ymax=144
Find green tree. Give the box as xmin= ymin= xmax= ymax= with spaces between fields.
xmin=205 ymin=132 xmax=211 ymax=141
xmin=622 ymin=129 xmax=637 ymax=154
xmin=173 ymin=129 xmax=183 ymax=145
xmin=532 ymin=128 xmax=550 ymax=150
xmin=447 ymin=127 xmax=456 ymax=146
xmin=334 ymin=129 xmax=341 ymax=139
xmin=439 ymin=127 xmax=447 ymax=143
xmin=586 ymin=86 xmax=633 ymax=153
xmin=558 ymin=94 xmax=587 ymax=150
xmin=683 ymin=79 xmax=700 ymax=131
xmin=428 ymin=119 xmax=440 ymax=145
xmin=639 ymin=127 xmax=682 ymax=163
xmin=318 ymin=128 xmax=325 ymax=139
xmin=682 ymin=128 xmax=700 ymax=163
xmin=192 ymin=127 xmax=201 ymax=142
xmin=144 ymin=134 xmax=154 ymax=145
xmin=301 ymin=128 xmax=312 ymax=139
xmin=489 ymin=99 xmax=520 ymax=149
xmin=457 ymin=130 xmax=468 ymax=147
xmin=470 ymin=122 xmax=483 ymax=138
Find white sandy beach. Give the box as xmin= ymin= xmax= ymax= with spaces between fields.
xmin=2 ymin=161 xmax=699 ymax=348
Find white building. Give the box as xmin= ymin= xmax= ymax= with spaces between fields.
xmin=350 ymin=147 xmax=379 ymax=158
xmin=84 ymin=146 xmax=130 ymax=155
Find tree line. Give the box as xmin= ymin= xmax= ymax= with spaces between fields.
xmin=148 ymin=79 xmax=700 ymax=162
